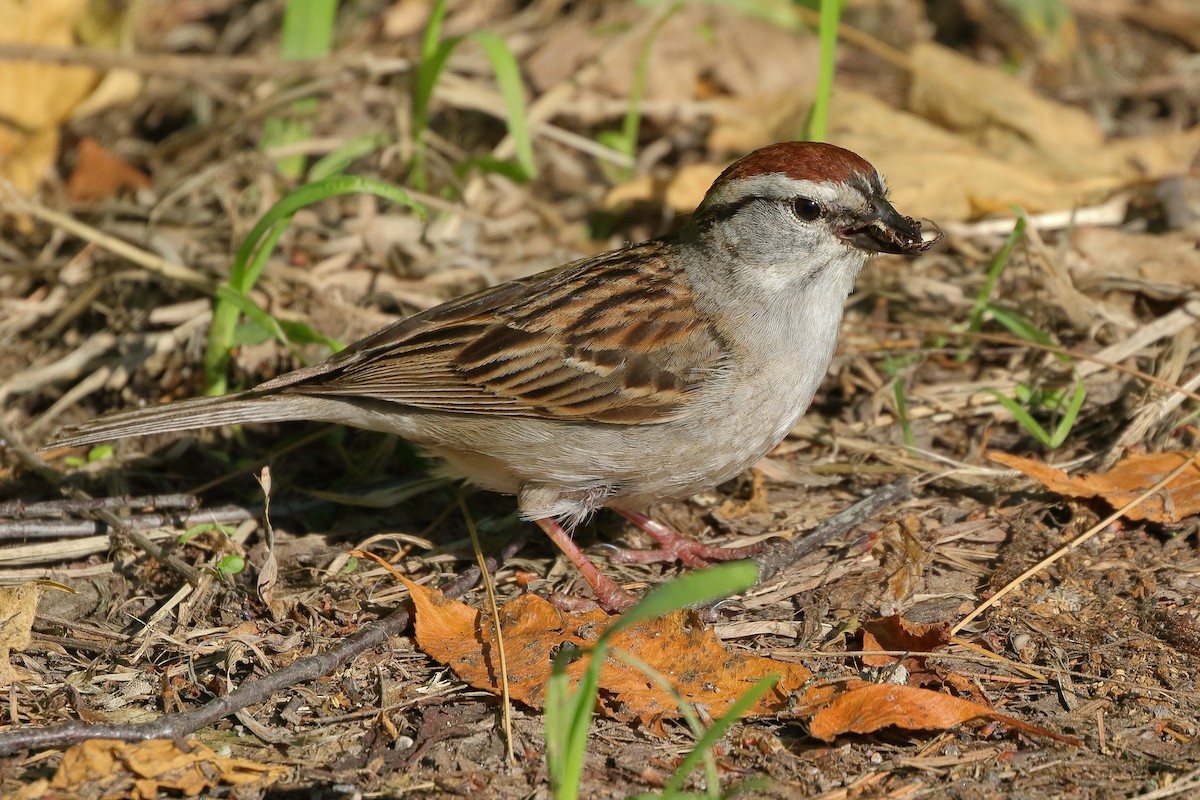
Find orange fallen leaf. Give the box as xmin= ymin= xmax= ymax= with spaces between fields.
xmin=990 ymin=451 xmax=1200 ymax=524
xmin=859 ymin=613 xmax=952 ymax=670
xmin=808 ymin=681 xmax=1080 ymax=744
xmin=401 ymin=580 xmax=1076 ymax=743
xmin=401 ymin=577 xmax=831 ymax=726
xmin=68 ymin=137 xmax=152 ymax=202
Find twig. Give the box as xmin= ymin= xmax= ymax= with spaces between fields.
xmin=0 ymin=42 xmax=411 ymax=80
xmin=753 ymin=479 xmax=912 ymax=582
xmin=0 ymin=183 xmax=215 ymax=292
xmin=0 ymin=537 xmax=527 ymax=756
xmin=0 ymin=493 xmax=199 ymax=519
xmin=0 ymin=497 xmax=328 ymax=541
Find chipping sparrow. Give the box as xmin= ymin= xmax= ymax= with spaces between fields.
xmin=50 ymin=142 xmax=936 ymax=612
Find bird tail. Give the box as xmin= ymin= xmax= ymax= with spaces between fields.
xmin=46 ymin=392 xmax=310 ymax=450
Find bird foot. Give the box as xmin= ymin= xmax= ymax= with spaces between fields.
xmin=534 ymin=517 xmax=637 ymax=614
xmin=607 ymin=508 xmax=763 ymax=568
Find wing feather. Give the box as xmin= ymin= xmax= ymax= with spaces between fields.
xmin=257 ymin=241 xmax=727 ymax=424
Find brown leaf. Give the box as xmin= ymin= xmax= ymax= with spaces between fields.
xmin=67 ymin=137 xmax=152 ymax=202
xmin=808 ymin=681 xmax=1080 ymax=744
xmin=1069 ymin=228 xmax=1200 ymax=289
xmin=859 ymin=614 xmax=952 ymax=671
xmin=0 ymin=0 xmax=105 ymax=193
xmin=991 ymin=451 xmax=1200 ymax=524
xmin=0 ymin=580 xmax=73 ymax=686
xmin=402 ymin=578 xmax=831 ymax=725
xmin=26 ymin=739 xmax=289 ymax=800
xmin=404 ymin=581 xmax=1077 ymax=743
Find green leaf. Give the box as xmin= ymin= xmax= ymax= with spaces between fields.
xmin=87 ymin=444 xmax=114 ymax=463
xmin=178 ymin=522 xmax=237 ymax=545
xmin=216 ymin=554 xmax=246 ymax=577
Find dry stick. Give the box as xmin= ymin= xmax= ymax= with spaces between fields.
xmin=0 ymin=497 xmax=329 ymax=541
xmin=0 ymin=493 xmax=199 ymax=519
xmin=0 ymin=535 xmax=528 ymax=757
xmin=752 ymin=478 xmax=912 ymax=582
xmin=0 ymin=184 xmax=215 ymax=292
xmin=0 ymin=42 xmax=411 ymax=80
xmin=950 ymin=452 xmax=1200 ymax=636
xmin=457 ymin=493 xmax=515 ymax=766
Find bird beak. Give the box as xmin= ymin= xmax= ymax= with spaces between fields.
xmin=838 ymin=198 xmax=937 ymax=256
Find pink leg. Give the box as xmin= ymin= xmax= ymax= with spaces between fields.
xmin=534 ymin=517 xmax=636 ymax=613
xmin=609 ymin=508 xmax=764 ymax=568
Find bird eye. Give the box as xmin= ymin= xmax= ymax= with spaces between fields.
xmin=792 ymin=197 xmax=823 ymax=221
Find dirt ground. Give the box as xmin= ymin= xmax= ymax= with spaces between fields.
xmin=2 ymin=1 xmax=1200 ymax=797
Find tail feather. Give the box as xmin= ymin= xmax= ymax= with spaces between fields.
xmin=47 ymin=392 xmax=307 ymax=449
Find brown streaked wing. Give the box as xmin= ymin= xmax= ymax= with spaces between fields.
xmin=271 ymin=241 xmax=727 ymax=424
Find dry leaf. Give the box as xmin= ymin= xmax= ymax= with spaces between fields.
xmin=859 ymin=614 xmax=952 ymax=670
xmin=8 ymin=738 xmax=288 ymax=800
xmin=990 ymin=451 xmax=1200 ymax=524
xmin=402 ymin=580 xmax=1074 ymax=743
xmin=1068 ymin=228 xmax=1200 ymax=289
xmin=0 ymin=580 xmax=72 ymax=686
xmin=0 ymin=0 xmax=139 ymax=194
xmin=67 ymin=138 xmax=152 ymax=201
xmin=402 ymin=577 xmax=833 ymax=726
xmin=808 ymin=681 xmax=1078 ymax=744
xmin=907 ymin=42 xmax=1103 ymax=177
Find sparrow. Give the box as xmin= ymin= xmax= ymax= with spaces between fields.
xmin=50 ymin=141 xmax=937 ymax=611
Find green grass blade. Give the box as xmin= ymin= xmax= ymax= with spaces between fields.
xmin=546 ymin=642 xmax=596 ymax=800
xmin=544 ymin=563 xmax=757 ymax=799
xmin=986 ymin=389 xmax=1052 ymax=447
xmin=205 ymin=218 xmax=289 ymax=392
xmin=204 ymin=176 xmax=427 ymax=394
xmin=410 ymin=0 xmax=454 ymax=191
xmin=660 ymin=675 xmax=780 ymax=796
xmin=967 ymin=210 xmax=1027 ymax=336
xmin=985 ymin=304 xmax=1055 ymax=348
xmin=214 ymin=284 xmax=288 ymax=345
xmin=263 ymin=0 xmax=338 ymax=178
xmin=601 ymin=3 xmax=681 ymax=179
xmin=469 ymin=31 xmax=536 ymax=180
xmin=421 ymin=0 xmax=449 ymax=61
xmin=307 ymin=132 xmax=392 ymax=181
xmin=600 ymin=561 xmax=758 ymax=642
xmin=411 ymin=37 xmax=459 ymax=191
xmin=1048 ymin=378 xmax=1086 ymax=448
xmin=279 ymin=0 xmax=337 ymax=59
xmin=805 ymin=0 xmax=842 ymax=142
